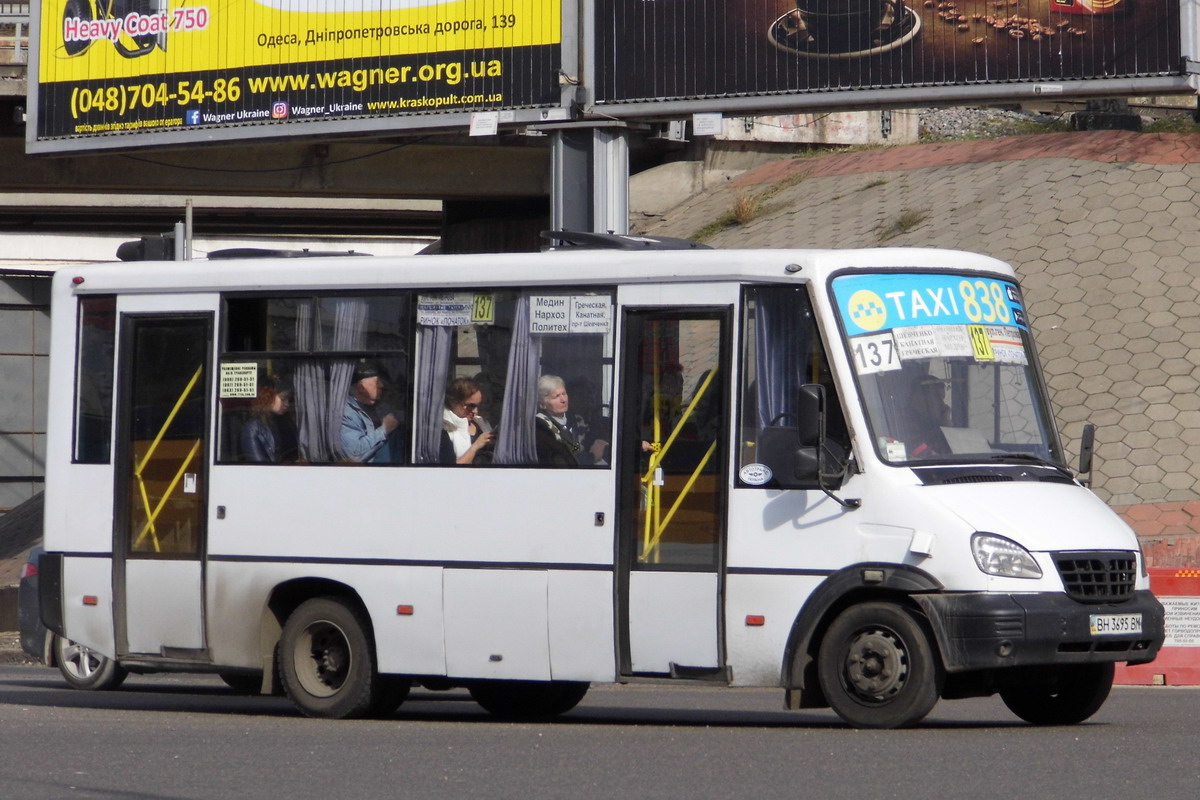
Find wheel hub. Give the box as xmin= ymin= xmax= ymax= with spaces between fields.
xmin=295 ymin=621 xmax=351 ymax=697
xmin=844 ymin=628 xmax=908 ymax=700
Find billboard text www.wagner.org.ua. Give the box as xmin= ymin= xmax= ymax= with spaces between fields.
xmin=32 ymin=0 xmax=562 ymax=149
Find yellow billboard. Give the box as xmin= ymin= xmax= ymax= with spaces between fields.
xmin=34 ymin=0 xmax=562 ymax=144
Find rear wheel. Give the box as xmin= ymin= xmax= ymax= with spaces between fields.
xmin=54 ymin=635 xmax=128 ymax=691
xmin=817 ymin=602 xmax=943 ymax=729
xmin=469 ymin=680 xmax=589 ymax=719
xmin=1000 ymin=663 xmax=1114 ymax=725
xmin=279 ymin=597 xmax=384 ymax=719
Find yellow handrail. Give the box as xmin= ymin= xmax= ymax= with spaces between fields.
xmin=133 ymin=439 xmax=202 ymax=552
xmin=640 ymin=441 xmax=717 ymax=562
xmin=134 ymin=365 xmax=203 ymax=477
xmin=642 ymin=367 xmax=718 ymax=480
xmin=640 ymin=366 xmax=718 ymax=562
xmin=131 ymin=364 xmax=203 ymax=552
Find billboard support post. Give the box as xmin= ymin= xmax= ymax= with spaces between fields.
xmin=550 ymin=124 xmax=629 ymax=236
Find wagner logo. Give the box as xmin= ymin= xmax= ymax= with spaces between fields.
xmin=271 ymin=101 xmax=289 ymax=119
xmin=847 ymin=289 xmax=887 ymax=332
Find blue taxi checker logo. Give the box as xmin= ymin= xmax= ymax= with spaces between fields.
xmin=846 ymin=290 xmax=888 ymax=332
xmin=833 ymin=272 xmax=1027 ymax=336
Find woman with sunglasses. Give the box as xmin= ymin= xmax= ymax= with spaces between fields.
xmin=440 ymin=377 xmax=496 ymax=465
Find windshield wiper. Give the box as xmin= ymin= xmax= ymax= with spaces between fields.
xmin=989 ymin=452 xmax=1072 ymax=476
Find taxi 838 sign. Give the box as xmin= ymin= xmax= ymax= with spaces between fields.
xmin=835 ymin=272 xmax=1027 ymax=337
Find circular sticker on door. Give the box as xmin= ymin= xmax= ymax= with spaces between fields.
xmin=739 ymin=463 xmax=773 ymax=486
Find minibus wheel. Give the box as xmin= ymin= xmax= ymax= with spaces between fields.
xmin=999 ymin=663 xmax=1114 ymax=725
xmin=54 ymin=634 xmax=128 ymax=691
xmin=469 ymin=680 xmax=589 ymax=718
xmin=280 ymin=597 xmax=385 ymax=719
xmin=817 ymin=602 xmax=943 ymax=729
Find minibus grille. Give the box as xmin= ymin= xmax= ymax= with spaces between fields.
xmin=1054 ymin=552 xmax=1137 ymax=602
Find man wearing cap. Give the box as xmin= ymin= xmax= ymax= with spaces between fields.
xmin=341 ymin=362 xmax=400 ymax=463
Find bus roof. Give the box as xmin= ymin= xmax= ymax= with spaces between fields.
xmin=53 ymin=247 xmax=1015 ymax=296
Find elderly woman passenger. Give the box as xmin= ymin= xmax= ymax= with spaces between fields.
xmin=534 ymin=374 xmax=608 ymax=466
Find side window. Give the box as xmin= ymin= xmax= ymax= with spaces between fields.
xmin=74 ymin=296 xmax=116 ymax=464
xmin=738 ymin=286 xmax=848 ymax=489
xmin=413 ymin=289 xmax=615 ymax=467
xmin=217 ymin=293 xmax=410 ymax=465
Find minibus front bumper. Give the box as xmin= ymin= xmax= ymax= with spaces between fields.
xmin=913 ymin=589 xmax=1165 ymax=672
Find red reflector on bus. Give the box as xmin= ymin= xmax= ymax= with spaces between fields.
xmin=72 ymin=276 xmax=85 ymax=285
xmin=745 ymin=615 xmax=765 ymax=627
xmin=397 ymin=605 xmax=414 ymax=616
xmin=19 ymin=562 xmax=37 ymax=580
xmin=83 ymin=596 xmax=99 ymax=606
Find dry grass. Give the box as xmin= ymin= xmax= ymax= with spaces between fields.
xmin=877 ymin=208 xmax=928 ymax=242
xmin=731 ymin=191 xmax=762 ymax=225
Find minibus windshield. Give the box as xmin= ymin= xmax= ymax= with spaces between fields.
xmin=831 ymin=271 xmax=1064 ymax=467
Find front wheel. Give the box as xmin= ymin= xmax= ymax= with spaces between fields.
xmin=1000 ymin=663 xmax=1114 ymax=725
xmin=279 ymin=597 xmax=385 ymax=719
xmin=817 ymin=602 xmax=943 ymax=729
xmin=469 ymin=680 xmax=589 ymax=719
xmin=54 ymin=635 xmax=128 ymax=691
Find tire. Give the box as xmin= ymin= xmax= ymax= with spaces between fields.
xmin=219 ymin=672 xmax=263 ymax=694
xmin=817 ymin=602 xmax=943 ymax=729
xmin=369 ymin=675 xmax=413 ymax=719
xmin=111 ymin=0 xmax=161 ymax=57
xmin=279 ymin=597 xmax=385 ymax=719
xmin=54 ymin=635 xmax=128 ymax=691
xmin=469 ymin=680 xmax=589 ymax=719
xmin=62 ymin=0 xmax=94 ymax=56
xmin=1000 ymin=663 xmax=1114 ymax=726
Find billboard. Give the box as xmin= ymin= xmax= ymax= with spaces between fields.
xmin=594 ymin=0 xmax=1187 ymax=109
xmin=30 ymin=0 xmax=563 ymax=151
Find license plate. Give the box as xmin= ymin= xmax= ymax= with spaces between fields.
xmin=1090 ymin=614 xmax=1142 ymax=636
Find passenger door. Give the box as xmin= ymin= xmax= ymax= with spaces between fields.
xmin=113 ymin=314 xmax=211 ymax=658
xmin=617 ymin=308 xmax=729 ymax=678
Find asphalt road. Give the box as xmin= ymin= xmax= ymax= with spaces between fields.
xmin=1 ymin=664 xmax=1197 ymax=800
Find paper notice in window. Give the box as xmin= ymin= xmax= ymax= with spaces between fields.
xmin=893 ymin=325 xmax=973 ymax=361
xmin=985 ymin=326 xmax=1028 ymax=364
xmin=219 ymin=362 xmax=258 ymax=399
xmin=569 ymin=296 xmax=612 ymax=334
xmin=531 ymin=295 xmax=612 ymax=334
xmin=418 ymin=293 xmax=475 ymax=326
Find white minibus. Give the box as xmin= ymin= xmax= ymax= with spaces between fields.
xmin=38 ymin=237 xmax=1163 ymax=728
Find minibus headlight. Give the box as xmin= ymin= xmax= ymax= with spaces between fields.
xmin=970 ymin=532 xmax=1042 ymax=579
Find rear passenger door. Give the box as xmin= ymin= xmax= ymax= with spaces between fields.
xmin=113 ymin=310 xmax=212 ymax=659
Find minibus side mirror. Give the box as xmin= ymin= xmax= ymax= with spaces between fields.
xmin=794 ymin=384 xmax=824 ymax=481
xmin=1078 ymin=423 xmax=1096 ymax=487
xmin=796 ymin=384 xmax=860 ymax=510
